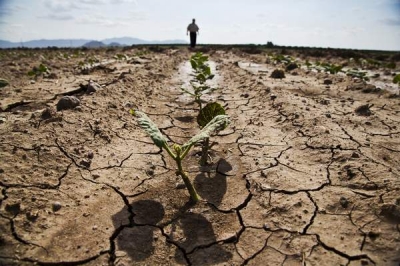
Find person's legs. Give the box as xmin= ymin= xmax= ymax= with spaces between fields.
xmin=190 ymin=32 xmax=196 ymax=48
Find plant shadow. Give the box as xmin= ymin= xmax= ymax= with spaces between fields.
xmin=194 ymin=158 xmax=231 ymax=206
xmin=173 ymin=211 xmax=233 ymax=265
xmin=111 ymin=200 xmax=165 ymax=262
xmin=111 ymin=197 xmax=233 ymax=264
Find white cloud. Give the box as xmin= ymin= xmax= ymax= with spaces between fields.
xmin=111 ymin=0 xmax=138 ymax=4
xmin=0 ymin=4 xmax=25 ymax=16
xmin=128 ymin=10 xmax=147 ymax=21
xmin=38 ymin=14 xmax=75 ymax=20
xmin=43 ymin=0 xmax=80 ymax=12
xmin=77 ymin=14 xmax=130 ymax=27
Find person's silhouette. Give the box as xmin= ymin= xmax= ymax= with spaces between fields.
xmin=187 ymin=18 xmax=199 ymax=48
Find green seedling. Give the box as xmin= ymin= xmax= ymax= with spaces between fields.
xmin=181 ymin=52 xmax=215 ymax=110
xmin=0 ymin=79 xmax=9 ymax=88
xmin=114 ymin=54 xmax=128 ymax=61
xmin=27 ymin=64 xmax=49 ymax=79
xmin=131 ymin=110 xmax=230 ymax=202
xmin=197 ymin=102 xmax=226 ymax=166
xmin=346 ymin=69 xmax=369 ymax=81
xmin=393 ymin=74 xmax=400 ymax=85
xmin=270 ymin=54 xmax=293 ymax=65
xmin=313 ymin=62 xmax=343 ymax=74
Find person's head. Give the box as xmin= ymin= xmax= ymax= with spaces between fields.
xmin=192 ymin=18 xmax=195 ymax=23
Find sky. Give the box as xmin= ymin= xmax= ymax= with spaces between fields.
xmin=0 ymin=0 xmax=399 ymax=51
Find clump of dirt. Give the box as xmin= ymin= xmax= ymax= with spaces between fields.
xmin=355 ymin=103 xmax=373 ymax=116
xmin=270 ymin=69 xmax=285 ymax=79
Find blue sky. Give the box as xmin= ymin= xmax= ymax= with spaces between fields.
xmin=0 ymin=0 xmax=399 ymax=50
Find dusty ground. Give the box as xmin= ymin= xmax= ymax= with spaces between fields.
xmin=0 ymin=46 xmax=400 ymax=265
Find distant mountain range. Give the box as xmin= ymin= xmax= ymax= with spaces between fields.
xmin=0 ymin=37 xmax=187 ymax=48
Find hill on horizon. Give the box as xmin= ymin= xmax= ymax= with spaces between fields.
xmin=0 ymin=37 xmax=187 ymax=48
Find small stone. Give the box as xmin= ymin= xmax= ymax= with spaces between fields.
xmin=87 ymin=81 xmax=101 ymax=93
xmin=351 ymin=152 xmax=360 ymax=158
xmin=355 ymin=104 xmax=373 ymax=116
xmin=87 ymin=151 xmax=94 ymax=159
xmin=80 ymin=159 xmax=91 ymax=168
xmin=56 ymin=96 xmax=80 ymax=111
xmin=339 ymin=197 xmax=349 ymax=208
xmin=270 ymin=69 xmax=285 ymax=79
xmin=5 ymin=203 xmax=21 ymax=216
xmin=324 ymin=79 xmax=333 ymax=85
xmin=285 ymin=63 xmax=298 ymax=71
xmin=26 ymin=211 xmax=39 ymax=222
xmin=270 ymin=94 xmax=277 ymax=100
xmin=41 ymin=107 xmax=55 ymax=120
xmin=92 ymin=225 xmax=98 ymax=230
xmin=175 ymin=182 xmax=185 ymax=189
xmin=380 ymin=204 xmax=400 ymax=222
xmin=52 ymin=202 xmax=62 ymax=212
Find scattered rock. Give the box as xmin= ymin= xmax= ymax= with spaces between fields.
xmin=41 ymin=107 xmax=56 ymax=120
xmin=52 ymin=202 xmax=62 ymax=212
xmin=355 ymin=104 xmax=373 ymax=116
xmin=87 ymin=151 xmax=94 ymax=159
xmin=270 ymin=94 xmax=277 ymax=100
xmin=380 ymin=204 xmax=400 ymax=222
xmin=323 ymin=79 xmax=333 ymax=85
xmin=26 ymin=211 xmax=39 ymax=222
xmin=46 ymin=73 xmax=58 ymax=79
xmin=339 ymin=197 xmax=349 ymax=208
xmin=285 ymin=63 xmax=298 ymax=71
xmin=5 ymin=203 xmax=21 ymax=216
xmin=87 ymin=81 xmax=101 ymax=93
xmin=56 ymin=96 xmax=80 ymax=111
xmin=270 ymin=69 xmax=285 ymax=79
xmin=175 ymin=182 xmax=186 ymax=189
xmin=80 ymin=159 xmax=91 ymax=168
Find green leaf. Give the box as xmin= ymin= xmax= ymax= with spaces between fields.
xmin=190 ymin=59 xmax=198 ymax=69
xmin=183 ymin=115 xmax=230 ymax=150
xmin=27 ymin=70 xmax=36 ymax=77
xmin=38 ymin=64 xmax=48 ymax=73
xmin=197 ymin=102 xmax=226 ymax=128
xmin=132 ymin=110 xmax=168 ymax=149
xmin=393 ymin=74 xmax=400 ymax=84
xmin=204 ymin=66 xmax=211 ymax=76
xmin=0 ymin=78 xmax=9 ymax=88
xmin=196 ymin=73 xmax=206 ymax=83
xmin=180 ymin=87 xmax=195 ymax=96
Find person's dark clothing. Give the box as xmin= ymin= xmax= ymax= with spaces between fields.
xmin=190 ymin=32 xmax=197 ymax=48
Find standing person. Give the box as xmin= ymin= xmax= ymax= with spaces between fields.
xmin=187 ymin=18 xmax=199 ymax=48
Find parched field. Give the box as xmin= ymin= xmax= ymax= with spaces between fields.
xmin=0 ymin=46 xmax=399 ymax=265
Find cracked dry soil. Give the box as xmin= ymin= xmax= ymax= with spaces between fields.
xmin=0 ymin=46 xmax=400 ymax=266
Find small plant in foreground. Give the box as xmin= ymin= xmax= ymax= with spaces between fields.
xmin=197 ymin=102 xmax=226 ymax=166
xmin=131 ymin=110 xmax=230 ymax=202
xmin=181 ymin=52 xmax=215 ymax=110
